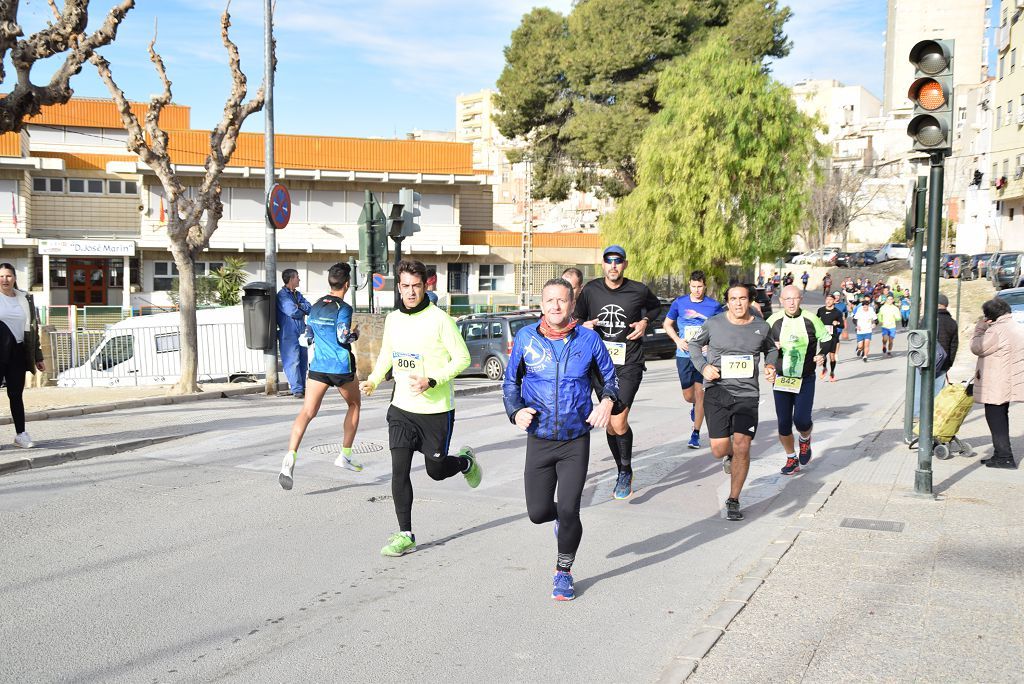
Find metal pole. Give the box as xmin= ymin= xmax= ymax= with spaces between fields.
xmin=262 ymin=0 xmax=277 ymax=395
xmin=363 ymin=191 xmax=374 ymax=314
xmin=904 ymin=175 xmax=927 ymax=443
xmin=348 ymin=256 xmax=358 ymax=312
xmin=955 ymin=275 xmax=962 ymax=324
xmin=393 ymin=236 xmax=403 ymax=309
xmin=916 ymin=156 xmax=944 ymax=496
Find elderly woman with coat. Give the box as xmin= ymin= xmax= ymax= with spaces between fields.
xmin=971 ymin=297 xmax=1024 ymax=469
xmin=0 ymin=263 xmax=45 ymax=448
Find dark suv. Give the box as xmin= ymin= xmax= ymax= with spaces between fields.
xmin=456 ymin=312 xmax=539 ymax=380
xmin=991 ymin=252 xmax=1024 ymax=290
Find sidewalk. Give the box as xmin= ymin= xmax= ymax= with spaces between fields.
xmin=667 ymin=392 xmax=1024 ymax=682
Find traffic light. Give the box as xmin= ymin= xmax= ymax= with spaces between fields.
xmin=385 ymin=200 xmax=405 ymax=240
xmin=398 ymin=188 xmax=422 ymax=238
xmin=907 ymin=39 xmax=954 ymax=154
xmin=357 ymin=191 xmax=389 ymax=274
xmin=907 ymin=329 xmax=932 ymax=368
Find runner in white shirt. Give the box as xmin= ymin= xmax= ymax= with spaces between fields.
xmin=853 ymin=295 xmax=878 ymax=363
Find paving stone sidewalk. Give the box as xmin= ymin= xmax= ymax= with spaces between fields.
xmin=682 ymin=400 xmax=1024 ymax=683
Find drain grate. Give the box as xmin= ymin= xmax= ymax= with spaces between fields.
xmin=310 ymin=441 xmax=385 ymax=456
xmin=839 ymin=518 xmax=905 ymax=533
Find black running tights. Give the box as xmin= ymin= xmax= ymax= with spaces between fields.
xmin=524 ymin=433 xmax=590 ymax=563
xmin=390 ymin=447 xmax=465 ymax=532
xmin=0 ymin=344 xmax=27 ymax=434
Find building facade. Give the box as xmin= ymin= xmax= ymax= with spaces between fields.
xmin=990 ymin=1 xmax=1024 ymax=250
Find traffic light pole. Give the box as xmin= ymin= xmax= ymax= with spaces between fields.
xmin=916 ymin=155 xmax=945 ymax=496
xmin=904 ymin=175 xmax=927 ymax=443
xmin=262 ymin=0 xmax=277 ymax=396
xmin=392 ymin=236 xmax=404 ymax=309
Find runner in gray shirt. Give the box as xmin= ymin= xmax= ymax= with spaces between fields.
xmin=689 ymin=284 xmax=779 ymax=521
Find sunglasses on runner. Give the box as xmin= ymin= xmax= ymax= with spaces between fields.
xmin=604 ymin=256 xmax=625 ymax=265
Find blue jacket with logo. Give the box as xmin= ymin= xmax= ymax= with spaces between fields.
xmin=502 ymin=322 xmax=619 ymax=441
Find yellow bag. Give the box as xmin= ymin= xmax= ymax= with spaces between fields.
xmin=930 ymin=382 xmax=974 ymax=442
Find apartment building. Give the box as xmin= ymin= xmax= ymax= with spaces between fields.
xmin=991 ymin=0 xmax=1024 ymax=250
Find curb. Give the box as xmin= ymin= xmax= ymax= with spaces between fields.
xmin=2 ymin=383 xmax=503 ymax=427
xmin=657 ymin=480 xmax=842 ymax=684
xmin=0 ymin=434 xmax=184 ymax=478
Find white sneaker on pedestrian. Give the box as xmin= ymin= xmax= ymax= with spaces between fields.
xmin=14 ymin=432 xmax=34 ymax=449
xmin=334 ymin=449 xmax=363 ymax=472
xmin=279 ymin=451 xmax=296 ymax=490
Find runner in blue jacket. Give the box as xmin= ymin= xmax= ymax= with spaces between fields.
xmin=503 ymin=277 xmax=618 ymax=601
xmin=277 ymin=268 xmax=312 ymax=397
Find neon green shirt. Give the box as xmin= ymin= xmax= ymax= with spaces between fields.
xmin=878 ymin=303 xmax=901 ymax=329
xmin=368 ymin=303 xmax=470 ymax=414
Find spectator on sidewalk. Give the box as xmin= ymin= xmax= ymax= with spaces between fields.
xmin=425 ymin=268 xmax=439 ymax=305
xmin=971 ymin=297 xmax=1024 ymax=469
xmin=0 ymin=263 xmax=45 ymax=448
xmin=277 ymin=269 xmax=312 ymax=399
xmin=935 ymin=294 xmax=958 ymax=383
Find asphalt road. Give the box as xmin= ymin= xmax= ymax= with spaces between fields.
xmin=0 ymin=290 xmax=911 ymax=683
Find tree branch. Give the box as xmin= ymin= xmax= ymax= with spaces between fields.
xmin=0 ymin=0 xmax=136 ymax=133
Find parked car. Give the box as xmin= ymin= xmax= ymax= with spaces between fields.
xmin=876 ymin=243 xmax=912 ymax=262
xmin=456 ymin=311 xmax=539 ymax=380
xmin=965 ymin=253 xmax=993 ymax=280
xmin=821 ymin=247 xmax=839 ymax=265
xmin=996 ymin=287 xmax=1024 ymax=325
xmin=940 ymin=253 xmax=970 ymax=278
xmin=643 ymin=299 xmax=678 ymax=360
xmin=851 ymin=249 xmax=879 ymax=267
xmin=791 ymin=251 xmax=821 ymax=265
xmin=834 ymin=251 xmax=853 ymax=267
xmin=991 ymin=252 xmax=1024 ymax=290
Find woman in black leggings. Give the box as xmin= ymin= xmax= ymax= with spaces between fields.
xmin=0 ymin=263 xmax=45 ymax=448
xmin=502 ymin=278 xmax=619 ymax=601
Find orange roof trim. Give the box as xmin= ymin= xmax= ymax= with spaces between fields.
xmin=164 ymin=130 xmax=479 ymax=175
xmin=33 ymin=151 xmax=138 ymax=172
xmin=27 ymin=97 xmax=191 ymax=131
xmin=0 ymin=131 xmax=22 ymax=157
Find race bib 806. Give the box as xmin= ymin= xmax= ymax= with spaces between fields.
xmin=392 ymin=351 xmax=424 ymax=378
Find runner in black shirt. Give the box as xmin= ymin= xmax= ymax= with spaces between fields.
xmin=574 ymin=244 xmax=661 ymax=500
xmin=816 ymin=293 xmax=844 ymax=382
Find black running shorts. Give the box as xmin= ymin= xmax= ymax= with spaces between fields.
xmin=703 ymin=384 xmax=759 ymax=440
xmin=608 ymin=362 xmax=645 ymax=415
xmin=308 ymin=370 xmax=357 ymax=387
xmin=387 ymin=405 xmax=455 ymax=457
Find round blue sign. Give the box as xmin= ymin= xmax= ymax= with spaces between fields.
xmin=267 ymin=183 xmax=291 ymax=229
xmin=372 ymin=273 xmax=385 ymax=290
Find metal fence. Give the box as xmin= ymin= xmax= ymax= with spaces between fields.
xmin=50 ymin=322 xmax=264 ymax=388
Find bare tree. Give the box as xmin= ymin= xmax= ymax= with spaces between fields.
xmin=91 ymin=7 xmax=268 ymax=394
xmin=0 ymin=0 xmax=136 ymax=132
xmin=805 ymin=164 xmax=905 ymax=251
xmin=802 ymin=169 xmax=841 ymax=252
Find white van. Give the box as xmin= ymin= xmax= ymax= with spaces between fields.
xmin=57 ymin=306 xmax=264 ymax=388
xmin=877 ymin=243 xmax=912 ymax=262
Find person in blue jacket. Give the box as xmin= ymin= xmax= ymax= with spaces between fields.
xmin=503 ymin=277 xmax=618 ymax=601
xmin=277 ymin=268 xmax=312 ymax=398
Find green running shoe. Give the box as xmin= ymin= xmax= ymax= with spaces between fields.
xmin=380 ymin=532 xmax=416 ymax=557
xmin=460 ymin=446 xmax=482 ymax=488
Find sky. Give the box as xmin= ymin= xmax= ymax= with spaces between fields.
xmin=10 ymin=0 xmax=978 ymax=139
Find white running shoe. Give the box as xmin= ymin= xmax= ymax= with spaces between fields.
xmin=334 ymin=449 xmax=364 ymax=472
xmin=279 ymin=451 xmax=296 ymax=490
xmin=14 ymin=432 xmax=34 ymax=449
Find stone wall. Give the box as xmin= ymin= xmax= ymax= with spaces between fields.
xmin=351 ymin=313 xmax=387 ymax=378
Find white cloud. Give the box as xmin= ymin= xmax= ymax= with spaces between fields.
xmin=771 ymin=0 xmax=886 ymax=100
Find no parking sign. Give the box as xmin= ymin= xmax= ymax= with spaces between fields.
xmin=372 ymin=273 xmax=386 ymax=290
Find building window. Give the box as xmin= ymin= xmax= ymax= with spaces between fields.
xmin=1010 ymin=100 xmax=1015 ymax=124
xmin=997 ymin=107 xmax=1003 ymax=128
xmin=1014 ymin=49 xmax=1019 ymax=74
xmin=108 ymin=179 xmax=138 ymax=195
xmin=993 ymin=163 xmax=1000 ymax=184
xmin=448 ymin=263 xmax=468 ymax=294
xmin=1004 ymin=159 xmax=1011 ymax=179
xmin=1000 ymin=55 xmax=1006 ymax=79
xmin=68 ymin=178 xmax=105 ymax=194
xmin=479 ymin=264 xmax=509 ymax=291
xmin=153 ymin=260 xmax=223 ymax=290
xmin=32 ymin=177 xmax=64 ymax=193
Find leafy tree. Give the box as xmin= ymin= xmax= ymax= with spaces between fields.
xmin=495 ymin=0 xmax=791 ymax=200
xmin=602 ymin=37 xmax=821 ymax=285
xmin=211 ymin=257 xmax=248 ymax=306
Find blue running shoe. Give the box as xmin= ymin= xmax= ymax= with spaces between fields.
xmin=613 ymin=471 xmax=632 ymax=500
xmin=552 ymin=571 xmax=575 ymax=601
xmin=687 ymin=430 xmax=700 ymax=450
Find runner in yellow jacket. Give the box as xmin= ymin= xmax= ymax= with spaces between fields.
xmin=361 ymin=259 xmax=481 ymax=557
